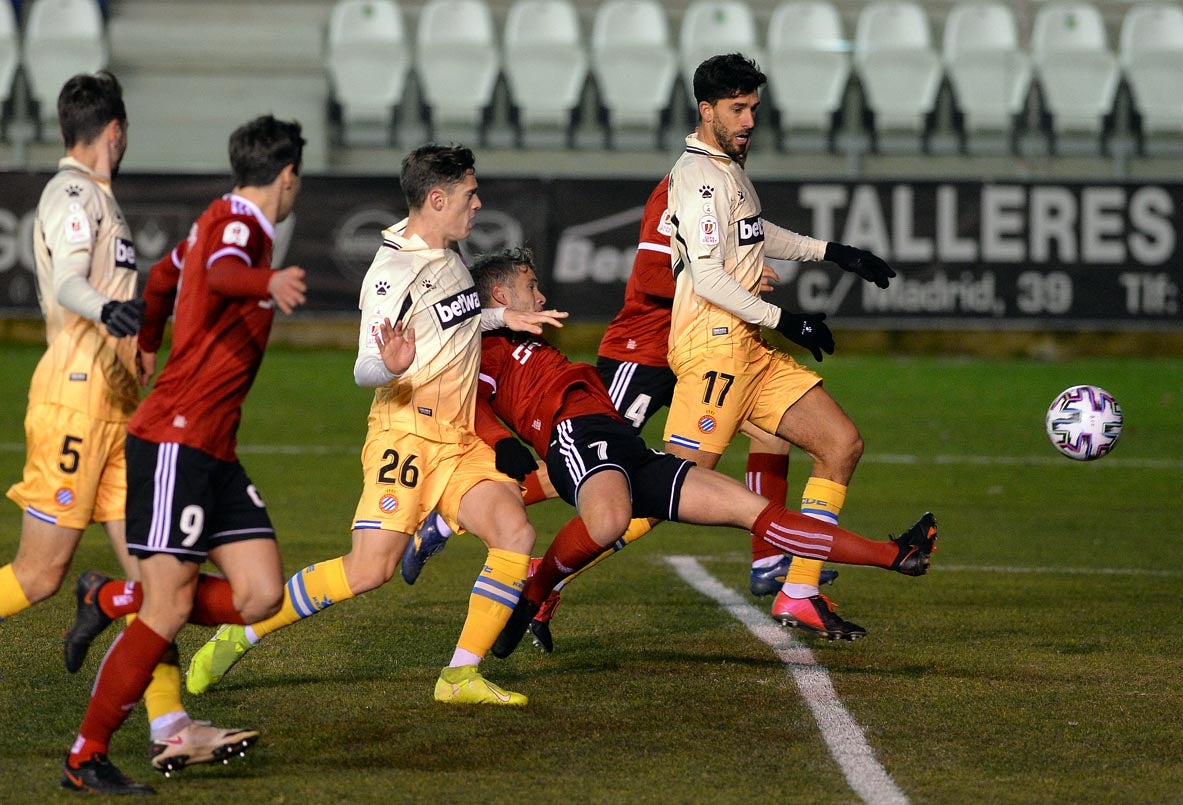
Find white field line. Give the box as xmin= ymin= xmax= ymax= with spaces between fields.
xmin=0 ymin=442 xmax=1178 ymax=469
xmin=666 ymin=555 xmax=909 ymax=805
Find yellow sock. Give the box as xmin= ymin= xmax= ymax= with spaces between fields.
xmin=251 ymin=557 xmax=355 ymax=640
xmin=559 ymin=517 xmax=654 ymax=590
xmin=456 ymin=548 xmax=529 ymax=658
xmin=140 ymin=616 xmax=184 ymax=723
xmin=787 ymin=478 xmax=848 ymax=589
xmin=0 ymin=563 xmax=32 ymax=618
xmin=618 ymin=517 xmax=653 ymax=548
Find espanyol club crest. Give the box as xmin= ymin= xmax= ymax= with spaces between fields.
xmin=379 ymin=493 xmax=399 ymax=513
xmin=697 ymin=415 xmax=717 ymax=434
xmin=56 ymin=488 xmax=75 ymax=508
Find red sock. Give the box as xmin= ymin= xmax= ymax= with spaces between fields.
xmin=525 ymin=517 xmax=603 ymax=604
xmin=190 ymin=574 xmax=247 ymax=627
xmin=746 ymin=452 xmax=789 ymax=563
xmin=69 ymin=618 xmax=169 ymax=765
xmin=751 ymin=502 xmax=896 ymax=568
xmin=98 ymin=579 xmax=142 ymax=618
xmin=522 ymin=471 xmax=547 ymax=506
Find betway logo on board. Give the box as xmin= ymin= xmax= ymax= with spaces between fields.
xmin=554 ymin=205 xmax=645 ymax=284
xmin=434 ymin=288 xmax=480 ymax=329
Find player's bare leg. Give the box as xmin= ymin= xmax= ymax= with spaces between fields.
xmin=3 ymin=515 xmax=85 ymax=610
xmin=187 ymin=528 xmax=399 ymax=695
xmin=767 ymin=386 xmax=867 ymax=639
xmin=434 ymin=479 xmax=535 ymax=705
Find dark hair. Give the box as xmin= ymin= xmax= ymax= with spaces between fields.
xmin=228 ymin=115 xmax=305 ymax=187
xmin=469 ymin=247 xmax=536 ymax=305
xmin=58 ymin=70 xmax=126 ymax=148
xmin=692 ymin=53 xmax=767 ymax=105
xmin=400 ymin=144 xmax=476 ymax=210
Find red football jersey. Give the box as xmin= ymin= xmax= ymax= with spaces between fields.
xmin=597 ymin=177 xmax=676 ymax=368
xmin=129 ymin=194 xmax=276 ymax=461
xmin=477 ymin=330 xmax=622 ymax=456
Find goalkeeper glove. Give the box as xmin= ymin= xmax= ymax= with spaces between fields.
xmin=774 ymin=310 xmax=834 ymax=363
xmin=824 ymin=242 xmax=895 ymax=289
xmin=494 ymin=437 xmax=536 ymax=482
xmin=100 ymin=298 xmax=146 ymax=338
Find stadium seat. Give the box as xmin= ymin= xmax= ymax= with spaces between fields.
xmin=853 ymin=1 xmax=943 ymax=148
xmin=1030 ymin=2 xmax=1120 ymax=141
xmin=0 ymin=0 xmax=18 ymax=126
xmin=942 ymin=1 xmax=1032 ymax=149
xmin=1120 ymin=3 xmax=1183 ymax=141
xmin=765 ymin=0 xmax=850 ymax=150
xmin=502 ymin=0 xmax=588 ymax=146
xmin=679 ymin=0 xmax=762 ymax=101
xmin=22 ymin=0 xmax=107 ymax=137
xmin=415 ymin=0 xmax=500 ymax=139
xmin=590 ymin=0 xmax=678 ymax=147
xmin=325 ymin=0 xmax=411 ymax=146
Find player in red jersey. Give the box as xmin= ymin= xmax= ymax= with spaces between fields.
xmin=61 ymin=115 xmax=308 ymax=795
xmin=400 ymin=178 xmax=842 ymax=650
xmin=459 ymin=248 xmax=936 ymax=661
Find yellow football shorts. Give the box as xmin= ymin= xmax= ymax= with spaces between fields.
xmin=351 ymin=429 xmax=516 ymax=536
xmin=664 ymin=344 xmax=821 ymax=454
xmin=6 ymin=403 xmax=128 ymax=530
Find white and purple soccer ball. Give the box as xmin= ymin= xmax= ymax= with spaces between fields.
xmin=1045 ymin=384 xmax=1124 ymax=461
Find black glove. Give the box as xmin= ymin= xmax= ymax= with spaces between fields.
xmin=100 ymin=298 xmax=146 ymax=338
xmin=774 ymin=310 xmax=834 ymax=362
xmin=824 ymin=242 xmax=895 ymax=289
xmin=494 ymin=437 xmax=536 ymax=482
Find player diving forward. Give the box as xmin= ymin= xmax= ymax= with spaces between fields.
xmin=461 ymin=248 xmax=937 ymax=660
xmin=177 ymin=144 xmax=566 ymax=704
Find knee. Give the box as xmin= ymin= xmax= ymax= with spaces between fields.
xmin=11 ymin=559 xmax=67 ymax=604
xmin=585 ymin=511 xmax=632 ymax=548
xmin=482 ymin=519 xmax=536 ymax=555
xmin=344 ymin=549 xmax=398 ymax=594
xmin=847 ymin=431 xmax=865 ymax=466
xmin=235 ymin=583 xmax=283 ymax=624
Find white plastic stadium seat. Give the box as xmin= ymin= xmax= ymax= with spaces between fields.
xmin=416 ymin=0 xmax=500 ymax=128
xmin=679 ymin=0 xmax=762 ymax=99
xmin=942 ymin=2 xmax=1032 ymax=134
xmin=0 ymin=0 xmax=18 ymax=110
xmin=503 ymin=0 xmax=588 ymax=131
xmin=1120 ymin=3 xmax=1183 ymax=135
xmin=766 ymin=1 xmax=850 ymax=135
xmin=590 ymin=0 xmax=678 ymax=132
xmin=22 ymin=0 xmax=107 ymax=133
xmin=853 ymin=1 xmax=942 ymax=134
xmin=1031 ymin=2 xmax=1120 ymax=135
xmin=326 ymin=0 xmax=411 ymax=143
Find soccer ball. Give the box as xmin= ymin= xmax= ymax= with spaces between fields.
xmin=1045 ymin=385 xmax=1123 ymax=461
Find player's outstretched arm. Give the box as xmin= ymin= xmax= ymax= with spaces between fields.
xmin=503 ymin=308 xmax=568 ymax=335
xmin=823 ymin=242 xmax=895 ymax=289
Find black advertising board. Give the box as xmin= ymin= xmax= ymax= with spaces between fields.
xmin=1 ymin=172 xmax=1178 ymax=330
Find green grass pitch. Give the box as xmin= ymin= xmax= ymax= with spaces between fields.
xmin=1 ymin=342 xmax=1181 ymax=804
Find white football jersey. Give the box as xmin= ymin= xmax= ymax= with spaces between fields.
xmin=357 ymin=222 xmax=483 ymax=443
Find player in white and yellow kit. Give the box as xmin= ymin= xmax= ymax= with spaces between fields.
xmin=185 ymin=144 xmax=567 ymax=705
xmin=0 ymin=72 xmax=249 ymax=796
xmin=664 ymin=54 xmax=901 ymax=639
